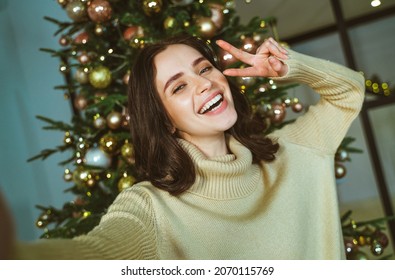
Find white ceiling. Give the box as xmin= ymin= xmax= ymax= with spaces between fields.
xmin=234 ymin=0 xmax=395 ymax=39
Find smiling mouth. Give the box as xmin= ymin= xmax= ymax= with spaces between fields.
xmin=199 ymin=94 xmax=224 ymax=114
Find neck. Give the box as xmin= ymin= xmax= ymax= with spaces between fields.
xmin=181 ymin=133 xmax=229 ymax=158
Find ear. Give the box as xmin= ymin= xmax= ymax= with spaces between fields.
xmin=171 ymin=126 xmax=176 ymax=134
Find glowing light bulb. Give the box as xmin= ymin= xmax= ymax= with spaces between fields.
xmin=371 ymin=0 xmax=381 ymax=7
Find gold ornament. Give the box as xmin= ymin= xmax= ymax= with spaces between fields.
xmin=118 ymin=175 xmax=136 ymax=192
xmin=195 ymin=17 xmax=217 ymax=38
xmin=99 ymin=134 xmax=119 ymax=154
xmin=72 ymin=167 xmax=95 ymax=188
xmin=66 ymin=1 xmax=88 ymax=22
xmin=142 ymin=0 xmax=163 ymax=16
xmin=89 ymin=66 xmax=112 ymax=89
xmin=106 ymin=111 xmax=122 ymax=130
xmin=87 ymin=0 xmax=112 ymax=23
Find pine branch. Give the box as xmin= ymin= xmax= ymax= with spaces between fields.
xmin=36 ymin=115 xmax=74 ymax=131
xmin=27 ymin=144 xmax=71 ymax=162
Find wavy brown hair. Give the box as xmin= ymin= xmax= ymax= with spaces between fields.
xmin=128 ymin=34 xmax=279 ymax=195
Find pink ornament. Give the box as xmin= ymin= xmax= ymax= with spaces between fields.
xmin=87 ymin=0 xmax=112 ymax=23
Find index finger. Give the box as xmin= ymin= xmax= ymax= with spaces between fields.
xmin=216 ymin=40 xmax=254 ymax=65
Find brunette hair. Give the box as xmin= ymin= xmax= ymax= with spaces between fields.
xmin=128 ymin=34 xmax=279 ymax=195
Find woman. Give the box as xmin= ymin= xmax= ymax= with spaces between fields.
xmin=1 ymin=34 xmax=364 ymax=259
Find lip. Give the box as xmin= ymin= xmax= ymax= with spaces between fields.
xmin=198 ymin=91 xmax=223 ymax=114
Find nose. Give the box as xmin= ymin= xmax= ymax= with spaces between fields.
xmin=195 ymin=75 xmax=212 ymax=95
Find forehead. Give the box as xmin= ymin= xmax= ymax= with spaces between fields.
xmin=154 ymin=44 xmax=203 ymax=71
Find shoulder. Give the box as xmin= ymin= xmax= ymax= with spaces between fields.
xmin=104 ymin=181 xmax=159 ymax=220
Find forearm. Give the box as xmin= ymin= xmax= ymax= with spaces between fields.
xmin=270 ymin=49 xmax=365 ymax=153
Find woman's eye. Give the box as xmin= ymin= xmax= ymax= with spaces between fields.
xmin=173 ymin=84 xmax=185 ymax=94
xmin=200 ymin=66 xmax=212 ymax=74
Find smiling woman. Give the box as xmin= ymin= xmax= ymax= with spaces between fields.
xmin=3 ymin=33 xmax=365 ymax=260
xmin=128 ymin=35 xmax=281 ymax=195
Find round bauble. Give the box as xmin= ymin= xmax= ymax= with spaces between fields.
xmin=74 ymin=31 xmax=89 ymax=44
xmin=106 ymin=111 xmax=122 ymax=130
xmin=89 ymin=66 xmax=112 ymax=89
xmin=99 ymin=134 xmax=119 ymax=154
xmin=195 ymin=17 xmax=217 ymax=38
xmin=123 ymin=26 xmax=144 ymax=41
xmin=93 ymin=115 xmax=106 ymax=129
xmin=87 ymin=0 xmax=112 ymax=23
xmin=118 ymin=175 xmax=136 ymax=192
xmin=74 ymin=94 xmax=88 ymax=110
xmin=66 ymin=1 xmax=88 ymax=22
xmin=270 ymin=103 xmax=286 ymax=124
xmin=84 ymin=147 xmax=112 ymax=168
xmin=217 ymin=48 xmax=237 ymax=68
xmin=142 ymin=0 xmax=163 ymax=16
xmin=335 ymin=162 xmax=347 ymax=179
xmin=74 ymin=68 xmax=89 ymax=84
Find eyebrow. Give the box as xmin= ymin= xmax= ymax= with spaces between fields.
xmin=163 ymin=56 xmax=207 ymax=92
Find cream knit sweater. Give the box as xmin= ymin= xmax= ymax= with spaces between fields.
xmin=15 ymin=49 xmax=365 ymax=260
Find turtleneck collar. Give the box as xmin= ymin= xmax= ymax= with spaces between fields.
xmin=177 ymin=136 xmax=261 ymax=200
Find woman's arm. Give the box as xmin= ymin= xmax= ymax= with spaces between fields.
xmin=270 ymin=49 xmax=365 ymax=153
xmin=13 ymin=187 xmax=158 ymax=260
xmin=216 ymin=38 xmax=365 ymax=153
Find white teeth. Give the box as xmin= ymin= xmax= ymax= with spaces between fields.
xmin=199 ymin=94 xmax=223 ymax=114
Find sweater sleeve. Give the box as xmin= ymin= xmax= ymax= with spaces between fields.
xmin=270 ymin=49 xmax=365 ymax=154
xmin=13 ymin=187 xmax=158 ymax=260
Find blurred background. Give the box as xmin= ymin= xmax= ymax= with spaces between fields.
xmin=0 ymin=0 xmax=394 ymax=256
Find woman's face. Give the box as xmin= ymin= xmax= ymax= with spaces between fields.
xmin=154 ymin=44 xmax=237 ymax=145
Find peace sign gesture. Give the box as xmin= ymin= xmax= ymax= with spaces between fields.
xmin=216 ymin=37 xmax=289 ymax=78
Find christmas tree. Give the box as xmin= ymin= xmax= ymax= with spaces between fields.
xmin=29 ymin=0 xmax=392 ymax=259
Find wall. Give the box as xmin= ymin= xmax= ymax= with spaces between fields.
xmin=0 ymin=0 xmax=73 ymax=240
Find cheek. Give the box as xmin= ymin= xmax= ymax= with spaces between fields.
xmin=163 ymin=96 xmax=193 ymax=123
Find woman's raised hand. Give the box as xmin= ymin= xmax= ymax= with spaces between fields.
xmin=216 ymin=37 xmax=289 ymax=78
